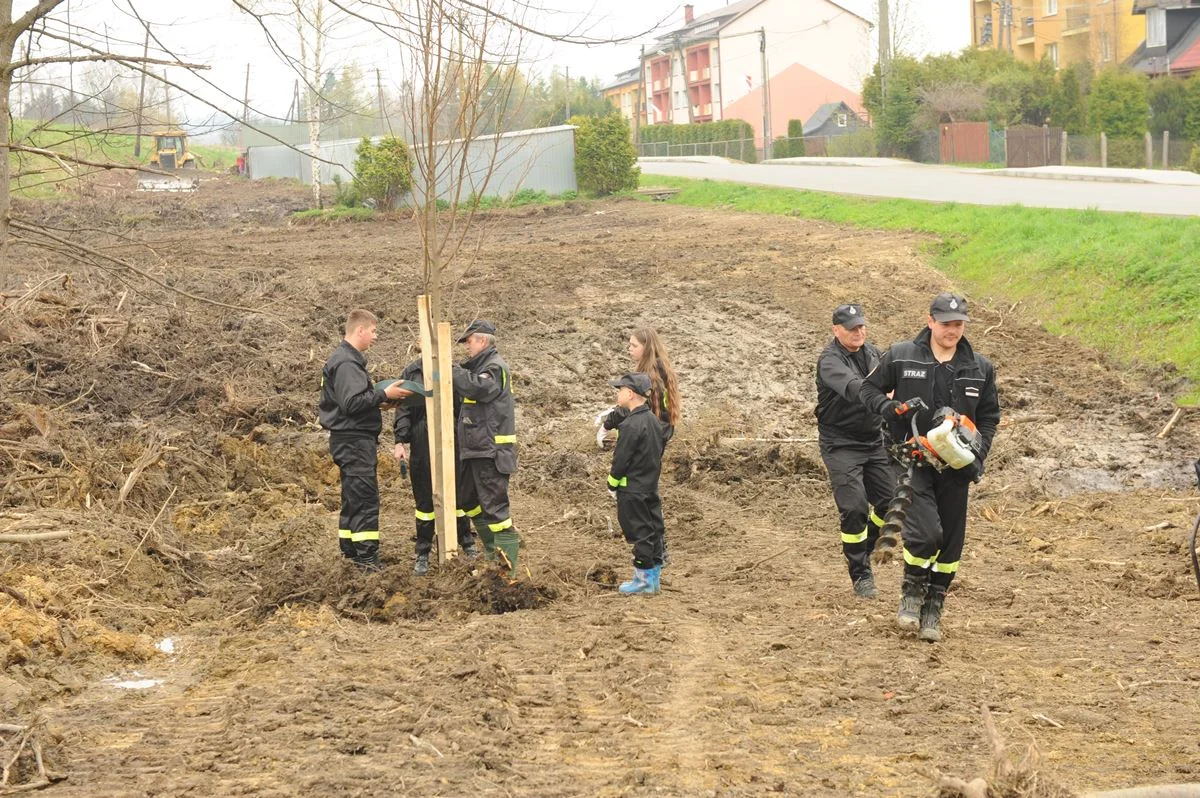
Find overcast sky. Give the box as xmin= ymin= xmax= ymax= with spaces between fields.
xmin=33 ymin=0 xmax=970 ymax=126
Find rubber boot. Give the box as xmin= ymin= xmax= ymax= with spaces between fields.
xmin=494 ymin=530 xmax=520 ymax=577
xmin=619 ymin=567 xmax=656 ymax=595
xmin=919 ymin=585 xmax=946 ymax=643
xmin=477 ymin=527 xmax=497 ymax=562
xmin=896 ymin=573 xmax=927 ymax=631
xmin=646 ymin=565 xmax=662 ymax=594
xmin=353 ymin=547 xmax=382 ymax=572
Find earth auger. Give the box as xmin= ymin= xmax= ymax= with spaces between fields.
xmin=872 ymin=397 xmax=983 ymax=565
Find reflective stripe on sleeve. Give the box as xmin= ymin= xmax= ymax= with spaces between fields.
xmin=494 ymin=434 xmax=516 ymax=444
xmin=607 ymin=474 xmax=628 ymax=488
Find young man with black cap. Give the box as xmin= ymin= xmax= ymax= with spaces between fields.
xmin=815 ymin=303 xmax=895 ymax=599
xmin=318 ymin=309 xmax=412 ymax=570
xmin=607 ymin=372 xmax=667 ymax=595
xmin=393 ymin=350 xmax=479 ymax=576
xmin=452 ymin=319 xmax=521 ymax=576
xmin=860 ymin=292 xmax=1001 ymax=642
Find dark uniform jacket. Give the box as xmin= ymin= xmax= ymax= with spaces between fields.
xmin=603 ymin=362 xmax=676 ymax=444
xmin=815 ymin=339 xmax=885 ymax=444
xmin=608 ymin=405 xmax=666 ymax=494
xmin=318 ymin=340 xmax=385 ymax=437
xmin=453 ymin=345 xmax=517 ymax=473
xmin=860 ymin=328 xmax=1001 ymax=462
xmin=393 ymin=359 xmax=426 ymax=447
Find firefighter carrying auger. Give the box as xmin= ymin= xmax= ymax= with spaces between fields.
xmin=873 ymin=398 xmax=982 ymax=558
xmin=859 ymin=291 xmax=1001 ymax=643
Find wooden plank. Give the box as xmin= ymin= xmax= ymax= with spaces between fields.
xmin=416 ymin=296 xmax=444 ymax=559
xmin=436 ymin=321 xmax=458 ymax=561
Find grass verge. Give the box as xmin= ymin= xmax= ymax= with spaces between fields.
xmin=643 ymin=175 xmax=1200 ymax=403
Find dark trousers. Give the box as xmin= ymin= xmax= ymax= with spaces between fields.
xmin=457 ymin=457 xmax=515 ymax=537
xmin=902 ymin=465 xmax=971 ymax=589
xmin=820 ymin=438 xmax=896 ymax=581
xmin=409 ymin=439 xmax=474 ymax=556
xmin=617 ymin=491 xmax=665 ymax=570
xmin=330 ymin=434 xmax=380 ymax=562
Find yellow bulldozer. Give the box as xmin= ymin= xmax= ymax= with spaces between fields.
xmin=137 ymin=129 xmax=199 ymax=191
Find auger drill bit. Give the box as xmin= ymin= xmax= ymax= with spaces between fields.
xmin=872 ymin=460 xmax=915 ymax=565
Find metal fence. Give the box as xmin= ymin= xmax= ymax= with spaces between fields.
xmin=637 ymin=138 xmax=756 ymax=162
xmin=246 ymin=124 xmax=578 ymax=199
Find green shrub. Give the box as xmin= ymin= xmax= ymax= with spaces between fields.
xmin=353 ymin=136 xmax=415 ymax=210
xmin=572 ymin=113 xmax=639 ymax=196
xmin=827 ymin=129 xmax=878 ymax=157
xmin=638 ymin=120 xmax=758 ymax=163
xmin=332 ymin=173 xmax=361 ymax=208
xmin=1188 ymin=144 xmax=1200 ymax=174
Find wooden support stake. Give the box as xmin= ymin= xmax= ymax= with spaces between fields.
xmin=417 ymin=296 xmax=444 ymax=559
xmin=436 ymin=321 xmax=458 ymax=562
xmin=1157 ymin=407 xmax=1184 ymax=439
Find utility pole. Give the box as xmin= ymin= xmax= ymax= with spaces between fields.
xmin=134 ymin=24 xmax=149 ymax=157
xmin=162 ymin=70 xmax=172 ymax=128
xmin=565 ymin=66 xmax=571 ymax=121
xmin=760 ymin=28 xmax=771 ymax=160
xmin=878 ymin=0 xmax=891 ymax=105
xmin=240 ymin=63 xmax=250 ymax=149
xmin=377 ymin=68 xmax=387 ymax=135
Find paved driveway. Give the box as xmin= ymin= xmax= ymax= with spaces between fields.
xmin=638 ymin=158 xmax=1200 ymax=217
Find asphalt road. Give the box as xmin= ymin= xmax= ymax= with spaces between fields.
xmin=637 ymin=158 xmax=1200 ymax=217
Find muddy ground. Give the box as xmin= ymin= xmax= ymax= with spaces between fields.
xmin=2 ymin=173 xmax=1199 ymax=797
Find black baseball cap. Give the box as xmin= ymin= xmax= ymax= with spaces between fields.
xmin=609 ymin=372 xmax=652 ymax=397
xmin=457 ymin=319 xmax=497 ymax=342
xmin=929 ymin=292 xmax=970 ymax=322
xmin=832 ymin=303 xmax=866 ymax=329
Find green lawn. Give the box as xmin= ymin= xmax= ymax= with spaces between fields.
xmin=641 ymin=175 xmax=1200 ymax=403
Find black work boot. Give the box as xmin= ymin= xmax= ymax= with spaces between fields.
xmin=919 ymin=585 xmax=946 ymax=643
xmin=896 ymin=574 xmax=927 ymax=631
xmin=413 ymin=552 xmax=430 ymax=576
xmin=852 ymin=570 xmax=878 ymax=599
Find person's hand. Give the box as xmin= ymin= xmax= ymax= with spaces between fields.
xmin=393 ymin=443 xmax=409 ymax=463
xmin=385 ymin=382 xmax=413 ymax=401
xmin=608 ymin=488 xmax=617 ymax=500
xmin=881 ymin=399 xmax=903 ymax=417
xmin=960 ymin=458 xmax=984 ymax=484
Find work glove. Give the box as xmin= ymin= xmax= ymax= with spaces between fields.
xmin=883 ymin=397 xmax=927 ymax=417
xmin=960 ymin=458 xmax=984 ymax=484
xmin=608 ymin=488 xmax=618 ymax=500
xmin=592 ymin=408 xmax=613 ymax=448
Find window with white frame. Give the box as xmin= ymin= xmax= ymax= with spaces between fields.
xmin=1147 ymin=8 xmax=1167 ymax=47
xmin=836 ymin=113 xmax=848 ymax=127
xmin=1100 ymin=34 xmax=1113 ymax=61
xmin=1045 ymin=42 xmax=1059 ymax=67
xmin=1044 ymin=0 xmax=1057 ymax=15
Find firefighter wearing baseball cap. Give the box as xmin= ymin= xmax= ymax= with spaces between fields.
xmin=815 ymin=303 xmax=896 ymax=599
xmin=451 ymin=319 xmax=521 ymax=576
xmin=860 ymin=292 xmax=1001 ymax=642
xmin=606 ymin=372 xmax=668 ymax=595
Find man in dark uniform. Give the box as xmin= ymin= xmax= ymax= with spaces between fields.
xmin=815 ymin=303 xmax=896 ymax=600
xmin=452 ymin=320 xmax=520 ymax=576
xmin=318 ymin=309 xmax=410 ymax=570
xmin=607 ymin=372 xmax=667 ymax=595
xmin=393 ymin=355 xmax=479 ymax=575
xmin=860 ymin=292 xmax=1001 ymax=642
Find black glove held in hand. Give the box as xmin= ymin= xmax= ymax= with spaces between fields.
xmin=881 ymin=399 xmax=903 ymax=417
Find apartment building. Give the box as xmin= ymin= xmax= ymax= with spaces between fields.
xmin=971 ymin=0 xmax=1144 ymax=68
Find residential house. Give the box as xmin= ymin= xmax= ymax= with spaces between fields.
xmin=637 ymin=0 xmax=871 ymax=151
xmin=971 ymin=0 xmax=1143 ymax=69
xmin=803 ymin=101 xmax=867 ymax=138
xmin=1128 ymin=0 xmax=1200 ymax=76
xmin=603 ymin=67 xmax=642 ymax=129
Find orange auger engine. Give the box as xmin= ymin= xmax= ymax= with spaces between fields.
xmin=917 ymin=408 xmax=981 ymax=471
xmin=872 ymin=400 xmax=983 ymax=564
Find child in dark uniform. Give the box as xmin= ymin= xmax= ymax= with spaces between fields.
xmin=607 ymin=373 xmax=667 ymax=595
